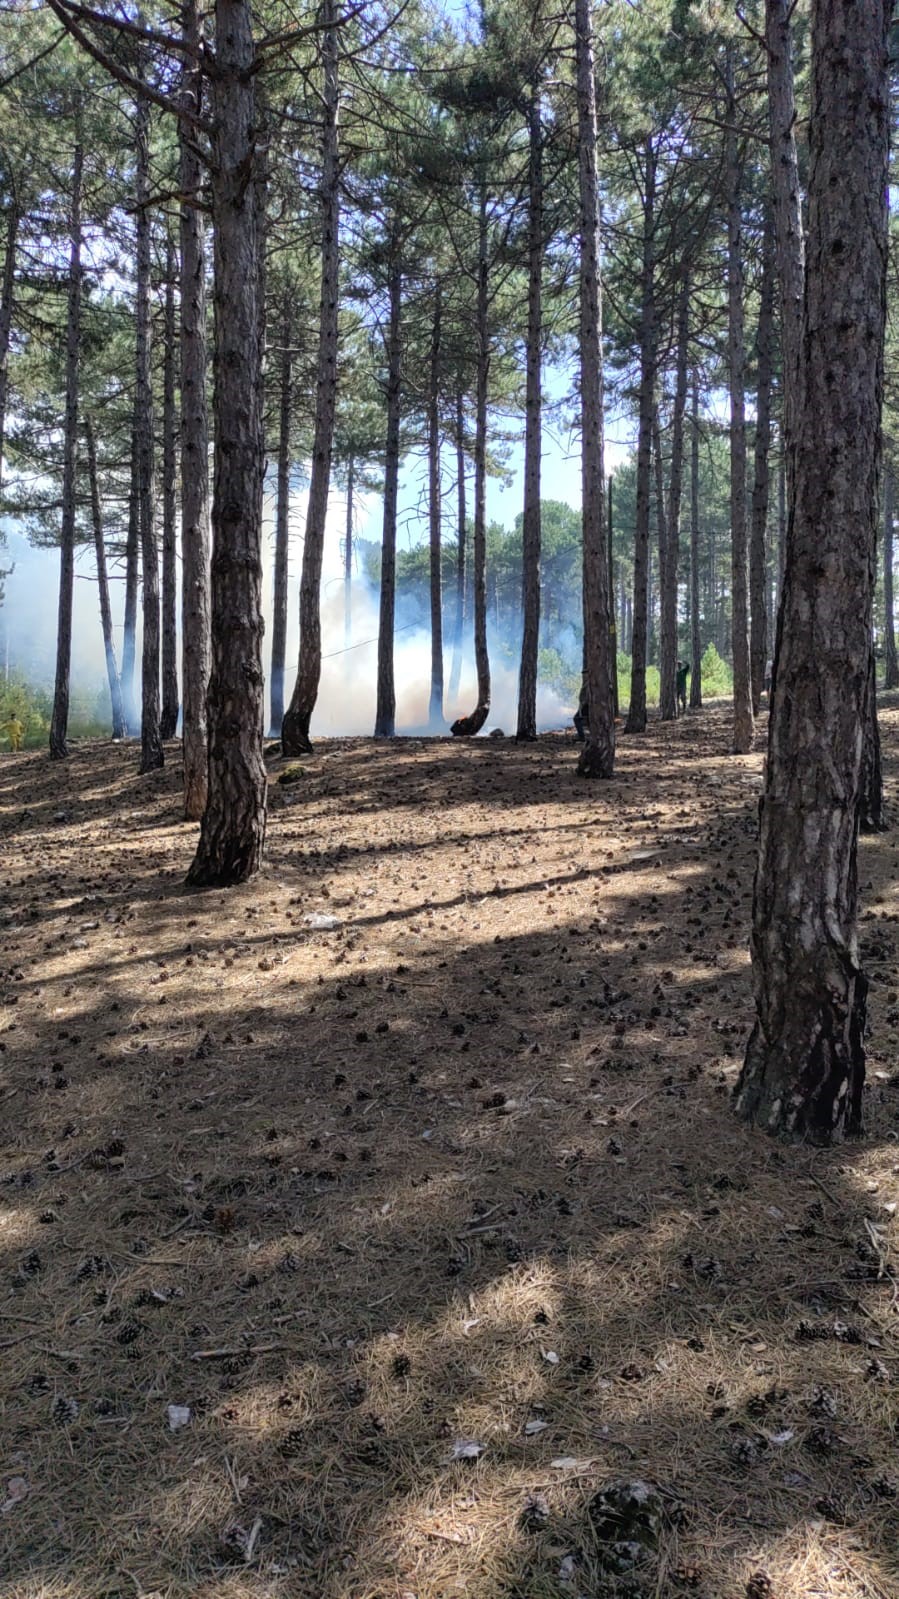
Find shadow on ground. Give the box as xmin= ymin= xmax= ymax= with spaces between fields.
xmin=1 ymin=706 xmax=898 ymax=1599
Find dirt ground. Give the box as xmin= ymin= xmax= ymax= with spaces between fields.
xmin=1 ymin=703 xmax=899 ymax=1599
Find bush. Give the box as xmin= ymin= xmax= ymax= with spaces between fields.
xmin=698 ymin=643 xmax=733 ymax=698
xmin=0 ymin=679 xmax=51 ymax=748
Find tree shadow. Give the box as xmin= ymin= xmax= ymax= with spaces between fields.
xmin=1 ymin=707 xmax=898 ymax=1598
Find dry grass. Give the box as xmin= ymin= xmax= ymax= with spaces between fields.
xmin=1 ymin=703 xmax=898 ymax=1599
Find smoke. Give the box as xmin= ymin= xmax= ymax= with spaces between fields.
xmin=0 ymin=478 xmax=577 ymax=737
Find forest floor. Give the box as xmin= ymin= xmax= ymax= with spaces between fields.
xmin=1 ymin=702 xmax=899 ymax=1599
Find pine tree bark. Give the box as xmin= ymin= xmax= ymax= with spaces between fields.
xmin=735 ymin=0 xmax=890 ymax=1141
xmin=689 ymin=371 xmax=702 ymax=708
xmin=85 ymin=415 xmax=126 ymax=739
xmin=427 ymin=283 xmax=444 ymax=729
xmin=659 ymin=275 xmax=689 ymax=721
xmin=860 ymin=648 xmax=885 ymax=832
xmin=750 ymin=209 xmax=775 ymax=716
xmin=282 ymin=0 xmax=340 ymax=757
xmin=516 ymin=90 xmax=543 ymax=743
xmin=121 ymin=407 xmax=140 ymax=735
xmin=726 ymin=50 xmax=753 ymax=754
xmin=765 ymin=0 xmax=805 ymax=489
xmin=625 ymin=137 xmax=656 ymax=735
xmin=136 ymin=95 xmax=163 ymax=774
xmin=452 ymin=183 xmax=491 ymax=737
xmin=375 ymin=237 xmax=401 ymax=738
xmin=448 ymin=390 xmax=466 ymax=703
xmin=179 ymin=0 xmax=211 ymax=820
xmin=186 ymin=0 xmax=267 ymax=887
xmin=161 ymin=231 xmax=179 ymax=740
xmin=574 ymin=0 xmax=614 ymax=778
xmin=0 ymin=201 xmax=19 ymax=495
xmin=270 ymin=294 xmax=292 ymax=735
xmin=49 ymin=138 xmax=83 ymax=761
xmin=884 ymin=457 xmax=898 ymax=688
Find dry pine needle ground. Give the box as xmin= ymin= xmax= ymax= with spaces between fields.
xmin=1 ymin=703 xmax=898 ymax=1599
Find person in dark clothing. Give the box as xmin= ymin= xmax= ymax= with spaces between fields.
xmin=676 ymin=661 xmax=689 ymax=715
xmin=573 ymin=680 xmax=588 ymax=742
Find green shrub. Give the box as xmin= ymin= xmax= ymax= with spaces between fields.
xmin=698 ymin=643 xmax=733 ymax=698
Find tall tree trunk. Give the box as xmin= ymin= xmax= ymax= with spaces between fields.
xmin=448 ymin=390 xmax=466 ymax=703
xmin=726 ymin=49 xmax=753 ymax=754
xmin=343 ymin=453 xmax=353 ymax=649
xmin=689 ymin=372 xmax=702 ymax=708
xmin=428 ymin=283 xmax=444 ymax=729
xmin=180 ymin=0 xmax=211 ymax=819
xmin=187 ymin=0 xmax=267 ymax=887
xmin=121 ymin=407 xmax=140 ymax=735
xmin=659 ymin=275 xmax=689 ymax=721
xmin=860 ymin=648 xmax=886 ymax=832
xmin=653 ymin=407 xmax=668 ymax=675
xmin=736 ymin=0 xmax=890 ymax=1141
xmin=609 ymin=472 xmax=618 ymax=717
xmin=625 ymin=137 xmax=656 ymax=735
xmin=765 ymin=0 xmax=805 ymax=493
xmin=750 ymin=209 xmax=775 ymax=715
xmin=452 ymin=184 xmax=491 ymax=737
xmin=884 ymin=456 xmax=898 ymax=688
xmin=0 ymin=201 xmax=19 ymax=494
xmin=136 ymin=95 xmax=163 ymax=774
xmin=282 ymin=0 xmax=340 ymax=756
xmin=574 ymin=0 xmax=614 ymax=778
xmin=85 ymin=415 xmax=126 ymax=739
xmin=516 ymin=89 xmax=543 ymax=743
xmin=49 ymin=138 xmax=82 ymax=761
xmin=270 ymin=294 xmax=292 ymax=735
xmin=161 ymin=230 xmax=179 ymax=740
xmin=375 ymin=237 xmax=401 ymax=738
xmin=776 ymin=440 xmax=786 ymax=594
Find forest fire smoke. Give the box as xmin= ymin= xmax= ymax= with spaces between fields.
xmin=0 ymin=478 xmax=576 ymax=739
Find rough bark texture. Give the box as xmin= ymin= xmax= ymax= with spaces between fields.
xmin=187 ymin=0 xmax=267 ymax=887
xmin=85 ymin=415 xmax=126 ymax=739
xmin=135 ymin=96 xmax=163 ymax=775
xmin=516 ymin=91 xmax=542 ymax=743
xmin=776 ymin=445 xmax=786 ymax=595
xmin=750 ymin=209 xmax=775 ymax=716
xmin=726 ymin=53 xmax=753 ymax=755
xmin=860 ymin=649 xmax=885 ymax=833
xmin=448 ymin=392 xmax=466 ymax=704
xmin=766 ymin=0 xmax=805 ymax=487
xmin=625 ymin=138 xmax=656 ymax=736
xmin=427 ymin=284 xmax=444 ymax=729
xmin=49 ymin=140 xmax=82 ymax=762
xmin=282 ymin=0 xmax=340 ymax=757
xmin=574 ymin=0 xmax=614 ymax=779
xmin=161 ymin=232 xmax=179 ymax=740
xmin=0 ymin=202 xmax=19 ymax=494
xmin=179 ymin=0 xmax=211 ymax=820
xmin=884 ymin=458 xmax=898 ymax=688
xmin=689 ymin=372 xmax=702 ymax=708
xmin=452 ymin=185 xmax=491 ymax=738
xmin=121 ymin=408 xmax=140 ymax=736
xmin=659 ymin=275 xmax=689 ymax=721
xmin=375 ymin=241 xmax=401 ymax=738
xmin=270 ymin=295 xmax=292 ymax=736
xmin=736 ymin=0 xmax=890 ymax=1142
